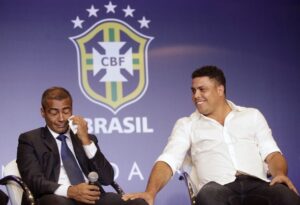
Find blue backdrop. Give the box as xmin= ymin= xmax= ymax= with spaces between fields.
xmin=1 ymin=0 xmax=300 ymax=204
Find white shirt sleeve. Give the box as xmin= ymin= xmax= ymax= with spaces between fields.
xmin=54 ymin=185 xmax=69 ymax=197
xmin=83 ymin=142 xmax=97 ymax=159
xmin=156 ymin=117 xmax=192 ymax=175
xmin=254 ymin=109 xmax=281 ymax=160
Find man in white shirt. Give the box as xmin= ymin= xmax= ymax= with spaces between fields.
xmin=17 ymin=87 xmax=147 ymax=205
xmin=123 ymin=66 xmax=300 ymax=205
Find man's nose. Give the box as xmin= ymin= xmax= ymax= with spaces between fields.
xmin=58 ymin=112 xmax=65 ymax=121
xmin=193 ymin=89 xmax=200 ymax=98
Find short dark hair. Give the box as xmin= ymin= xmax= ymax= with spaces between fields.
xmin=41 ymin=87 xmax=72 ymax=109
xmin=191 ymin=65 xmax=226 ymax=94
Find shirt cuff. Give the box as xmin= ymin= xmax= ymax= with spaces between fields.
xmin=83 ymin=142 xmax=97 ymax=159
xmin=54 ymin=185 xmax=69 ymax=197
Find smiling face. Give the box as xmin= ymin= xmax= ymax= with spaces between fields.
xmin=41 ymin=98 xmax=72 ymax=134
xmin=191 ymin=76 xmax=225 ymax=117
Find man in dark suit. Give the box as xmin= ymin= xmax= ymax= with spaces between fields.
xmin=17 ymin=87 xmax=146 ymax=205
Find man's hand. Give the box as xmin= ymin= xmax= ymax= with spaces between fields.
xmin=122 ymin=192 xmax=153 ymax=205
xmin=67 ymin=183 xmax=100 ymax=204
xmin=69 ymin=116 xmax=91 ymax=145
xmin=122 ymin=161 xmax=173 ymax=205
xmin=270 ymin=175 xmax=299 ymax=196
xmin=266 ymin=152 xmax=299 ymax=196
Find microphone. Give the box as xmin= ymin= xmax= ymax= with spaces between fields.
xmin=88 ymin=171 xmax=99 ymax=185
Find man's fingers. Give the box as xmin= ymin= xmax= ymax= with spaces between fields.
xmin=269 ymin=180 xmax=275 ymax=186
xmin=270 ymin=175 xmax=286 ymax=186
xmin=122 ymin=192 xmax=152 ymax=205
xmin=270 ymin=176 xmax=299 ymax=196
xmin=78 ymin=192 xmax=100 ymax=204
xmin=69 ymin=183 xmax=101 ymax=204
xmin=287 ymin=183 xmax=299 ymax=196
xmin=122 ymin=193 xmax=145 ymax=200
xmin=87 ymin=188 xmax=101 ymax=196
xmin=122 ymin=193 xmax=139 ymax=200
xmin=85 ymin=195 xmax=100 ymax=202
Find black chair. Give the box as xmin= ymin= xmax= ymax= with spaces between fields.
xmin=178 ymin=152 xmax=200 ymax=205
xmin=3 ymin=160 xmax=125 ymax=205
xmin=0 ymin=175 xmax=35 ymax=205
xmin=111 ymin=181 xmax=125 ymax=195
xmin=179 ymin=171 xmax=197 ymax=205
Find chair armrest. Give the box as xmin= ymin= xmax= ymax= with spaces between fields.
xmin=0 ymin=175 xmax=35 ymax=205
xmin=179 ymin=172 xmax=197 ymax=205
xmin=110 ymin=181 xmax=125 ymax=195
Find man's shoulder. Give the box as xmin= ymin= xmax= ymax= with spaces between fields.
xmin=19 ymin=127 xmax=45 ymax=139
xmin=234 ymin=104 xmax=261 ymax=115
xmin=175 ymin=111 xmax=199 ymax=126
xmin=229 ymin=101 xmax=261 ymax=114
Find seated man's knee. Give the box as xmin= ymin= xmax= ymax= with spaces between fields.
xmin=126 ymin=198 xmax=148 ymax=205
xmin=196 ymin=182 xmax=231 ymax=205
xmin=198 ymin=181 xmax=226 ymax=197
xmin=269 ymin=184 xmax=300 ymax=205
xmin=37 ymin=194 xmax=74 ymax=205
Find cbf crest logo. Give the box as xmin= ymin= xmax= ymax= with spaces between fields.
xmin=69 ymin=2 xmax=153 ymax=114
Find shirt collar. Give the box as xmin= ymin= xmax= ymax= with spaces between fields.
xmin=47 ymin=126 xmax=71 ymax=140
xmin=227 ymin=100 xmax=244 ymax=112
xmin=192 ymin=100 xmax=244 ymax=119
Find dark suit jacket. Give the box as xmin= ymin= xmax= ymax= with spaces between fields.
xmin=0 ymin=190 xmax=8 ymax=205
xmin=16 ymin=127 xmax=114 ymax=204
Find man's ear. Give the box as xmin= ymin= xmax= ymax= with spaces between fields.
xmin=40 ymin=107 xmax=45 ymax=118
xmin=217 ymin=85 xmax=225 ymax=96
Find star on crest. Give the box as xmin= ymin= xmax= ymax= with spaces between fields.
xmin=71 ymin=16 xmax=84 ymax=29
xmin=87 ymin=5 xmax=99 ymax=17
xmin=138 ymin=16 xmax=150 ymax=28
xmin=123 ymin=5 xmax=135 ymax=18
xmin=104 ymin=1 xmax=117 ymax=13
xmin=71 ymin=3 xmax=151 ymax=29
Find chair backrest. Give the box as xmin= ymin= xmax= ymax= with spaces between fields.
xmin=3 ymin=160 xmax=23 ymax=205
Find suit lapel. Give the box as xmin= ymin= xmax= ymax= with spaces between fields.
xmin=41 ymin=127 xmax=61 ymax=181
xmin=42 ymin=128 xmax=58 ymax=151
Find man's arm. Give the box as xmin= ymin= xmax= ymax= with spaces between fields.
xmin=66 ymin=116 xmax=110 ymax=203
xmin=17 ymin=131 xmax=61 ymax=197
xmin=145 ymin=161 xmax=173 ymax=200
xmin=122 ymin=161 xmax=173 ymax=205
xmin=266 ymin=152 xmax=299 ymax=195
xmin=71 ymin=116 xmax=114 ymax=185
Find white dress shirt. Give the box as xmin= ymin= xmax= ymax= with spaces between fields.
xmin=48 ymin=128 xmax=97 ymax=197
xmin=157 ymin=101 xmax=281 ymax=190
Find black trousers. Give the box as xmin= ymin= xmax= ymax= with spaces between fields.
xmin=36 ymin=192 xmax=147 ymax=205
xmin=196 ymin=175 xmax=300 ymax=205
xmin=0 ymin=190 xmax=8 ymax=205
